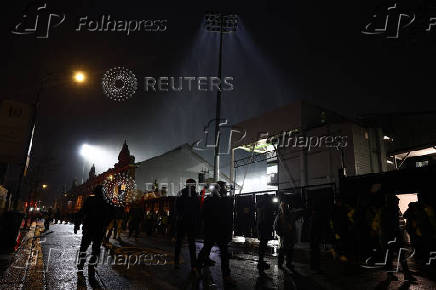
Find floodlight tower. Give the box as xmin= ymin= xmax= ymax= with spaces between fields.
xmin=204 ymin=12 xmax=238 ymax=182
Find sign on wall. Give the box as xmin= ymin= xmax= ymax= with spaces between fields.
xmin=0 ymin=100 xmax=34 ymax=164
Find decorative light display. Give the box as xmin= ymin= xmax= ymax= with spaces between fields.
xmin=103 ymin=173 xmax=136 ymax=207
xmin=102 ymin=66 xmax=137 ymax=102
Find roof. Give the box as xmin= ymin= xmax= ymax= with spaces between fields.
xmin=231 ymin=100 xmax=349 ymax=147
xmin=136 ymin=143 xmax=237 ymax=187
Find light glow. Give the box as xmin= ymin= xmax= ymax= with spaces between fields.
xmin=73 ymin=71 xmax=86 ymax=83
xmin=397 ymin=194 xmax=418 ymax=215
xmin=79 ymin=144 xmax=118 ymax=174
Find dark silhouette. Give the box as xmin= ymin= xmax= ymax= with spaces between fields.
xmin=274 ymin=200 xmax=304 ymax=270
xmin=256 ymin=194 xmax=275 ymax=272
xmin=44 ymin=207 xmax=52 ymax=231
xmin=197 ymin=181 xmax=236 ymax=287
xmin=174 ymin=179 xmax=200 ymax=271
xmin=128 ymin=204 xmax=143 ymax=238
xmin=74 ymin=185 xmax=113 ymax=277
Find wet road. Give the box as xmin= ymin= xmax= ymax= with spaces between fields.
xmin=38 ymin=223 xmax=324 ymax=289
xmin=13 ymin=222 xmax=434 ymax=290
xmin=41 ymin=223 xmax=132 ymax=289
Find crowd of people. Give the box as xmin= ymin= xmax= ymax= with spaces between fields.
xmin=38 ymin=179 xmax=436 ymax=285
xmin=330 ymin=183 xmax=436 ymax=281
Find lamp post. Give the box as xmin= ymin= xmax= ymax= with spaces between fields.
xmin=204 ymin=13 xmax=238 ymax=181
xmin=11 ymin=70 xmax=88 ymax=210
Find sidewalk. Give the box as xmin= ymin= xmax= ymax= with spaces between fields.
xmin=0 ymin=221 xmax=45 ymax=290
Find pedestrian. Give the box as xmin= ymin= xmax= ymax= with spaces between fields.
xmin=44 ymin=207 xmax=53 ymax=231
xmin=274 ymin=200 xmax=304 ymax=270
xmin=309 ymin=201 xmax=325 ymax=273
xmin=106 ymin=206 xmax=124 ymax=241
xmin=74 ymin=185 xmax=113 ymax=277
xmin=174 ymin=178 xmax=200 ymax=272
xmin=54 ymin=208 xmax=61 ymax=224
xmin=128 ymin=203 xmax=143 ymax=238
xmin=145 ymin=212 xmax=154 ymax=236
xmin=331 ymin=196 xmax=356 ymax=263
xmin=256 ymin=194 xmax=275 ymax=272
xmin=197 ymin=181 xmax=236 ymax=287
xmin=380 ymin=193 xmax=415 ymax=281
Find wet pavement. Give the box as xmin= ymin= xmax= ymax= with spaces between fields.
xmin=1 ymin=222 xmax=436 ymax=289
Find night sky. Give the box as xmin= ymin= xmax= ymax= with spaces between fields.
xmin=2 ymin=0 xmax=436 ymax=199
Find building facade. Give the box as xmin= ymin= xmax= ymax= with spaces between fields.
xmin=64 ymin=141 xmax=135 ymax=213
xmin=231 ymin=100 xmax=388 ymax=193
xmin=135 ymin=143 xmax=232 ymax=196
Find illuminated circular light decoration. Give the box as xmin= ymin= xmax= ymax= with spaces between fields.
xmin=103 ymin=173 xmax=136 ymax=207
xmin=102 ymin=66 xmax=137 ymax=102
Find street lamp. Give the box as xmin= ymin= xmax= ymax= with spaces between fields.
xmin=73 ymin=71 xmax=86 ymax=84
xmin=11 ymin=70 xmax=88 ymax=209
xmin=42 ymin=184 xmax=48 ymax=189
xmin=204 ymin=12 xmax=238 ymax=182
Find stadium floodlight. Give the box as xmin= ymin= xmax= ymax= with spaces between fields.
xmin=204 ymin=12 xmax=238 ymax=182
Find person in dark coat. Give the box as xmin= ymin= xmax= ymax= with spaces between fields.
xmin=44 ymin=207 xmax=53 ymax=231
xmin=74 ymin=185 xmax=113 ymax=276
xmin=106 ymin=206 xmax=125 ymax=241
xmin=174 ymin=179 xmax=200 ymax=271
xmin=274 ymin=201 xmax=304 ymax=270
xmin=128 ymin=203 xmax=143 ymax=238
xmin=256 ymin=194 xmax=275 ymax=272
xmin=380 ymin=194 xmax=415 ymax=281
xmin=197 ymin=181 xmax=236 ymax=287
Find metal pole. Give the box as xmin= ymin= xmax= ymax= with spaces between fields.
xmin=11 ymin=83 xmax=43 ymax=210
xmin=230 ymin=148 xmax=235 ymax=186
xmin=213 ymin=13 xmax=224 ymax=182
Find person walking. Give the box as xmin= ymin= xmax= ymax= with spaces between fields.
xmin=256 ymin=194 xmax=275 ymax=272
xmin=380 ymin=194 xmax=415 ymax=281
xmin=274 ymin=200 xmax=304 ymax=270
xmin=106 ymin=206 xmax=124 ymax=241
xmin=174 ymin=179 xmax=200 ymax=272
xmin=128 ymin=202 xmax=143 ymax=238
xmin=197 ymin=181 xmax=236 ymax=287
xmin=74 ymin=185 xmax=113 ymax=277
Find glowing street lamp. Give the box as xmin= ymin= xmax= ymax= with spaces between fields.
xmin=42 ymin=184 xmax=48 ymax=189
xmin=73 ymin=71 xmax=86 ymax=83
xmin=12 ymin=69 xmax=90 ymax=209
